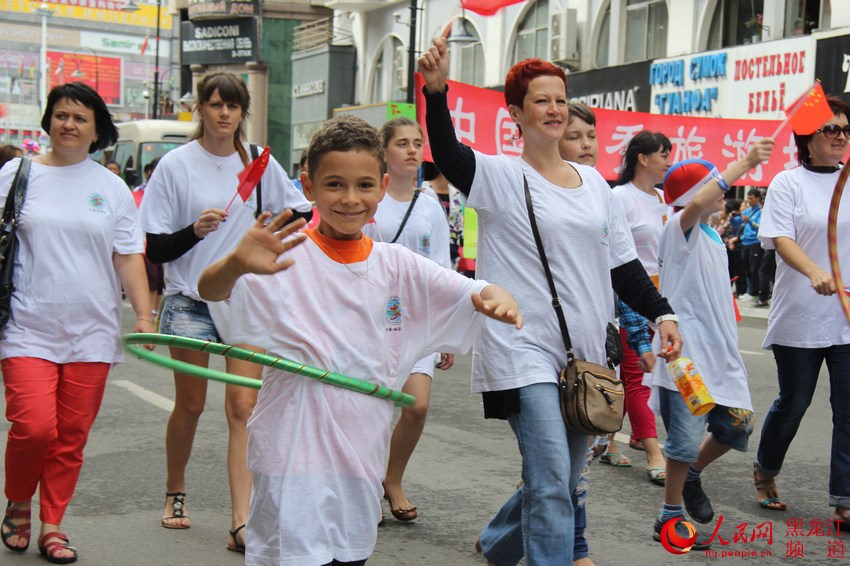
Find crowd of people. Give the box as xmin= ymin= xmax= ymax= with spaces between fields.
xmin=0 ymin=37 xmax=848 ymax=565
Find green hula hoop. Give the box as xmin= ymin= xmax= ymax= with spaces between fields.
xmin=122 ymin=333 xmax=415 ymax=407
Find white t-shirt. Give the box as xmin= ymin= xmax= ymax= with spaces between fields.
xmin=0 ymin=158 xmax=143 ymax=364
xmin=759 ymin=166 xmax=850 ymax=348
xmin=612 ymin=181 xmax=667 ymax=276
xmin=140 ymin=140 xmax=311 ymax=301
xmin=208 ymin=237 xmax=487 ymax=566
xmin=363 ymin=191 xmax=451 ymax=268
xmin=645 ymin=213 xmax=752 ymax=412
xmin=467 ymin=153 xmax=636 ymax=393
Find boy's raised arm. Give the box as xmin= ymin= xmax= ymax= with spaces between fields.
xmin=199 ymin=211 xmax=307 ymax=301
xmin=472 ymin=285 xmax=523 ymax=329
xmin=679 ymin=138 xmax=774 ymax=233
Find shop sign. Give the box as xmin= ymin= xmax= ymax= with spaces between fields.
xmin=1 ymin=1 xmax=171 ymax=31
xmin=0 ymin=21 xmax=79 ymax=48
xmin=649 ymin=35 xmax=814 ymax=119
xmin=81 ymin=30 xmax=171 ymax=58
xmin=187 ymin=0 xmax=259 ymax=20
xmin=181 ymin=18 xmax=258 ymax=65
xmin=567 ymin=61 xmax=652 ymax=112
xmin=293 ymin=80 xmax=325 ymax=98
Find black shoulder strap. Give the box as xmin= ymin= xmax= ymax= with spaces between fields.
xmin=250 ymin=144 xmax=263 ymax=218
xmin=390 ymin=189 xmax=421 ymax=244
xmin=3 ymin=157 xmax=32 ymax=227
xmin=523 ymin=174 xmax=573 ymax=363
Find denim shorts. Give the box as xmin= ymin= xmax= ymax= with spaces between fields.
xmin=658 ymin=387 xmax=754 ymax=462
xmin=158 ymin=293 xmax=220 ymax=342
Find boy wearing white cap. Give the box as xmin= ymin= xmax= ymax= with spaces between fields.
xmin=645 ymin=138 xmax=774 ymax=549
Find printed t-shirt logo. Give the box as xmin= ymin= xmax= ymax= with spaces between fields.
xmin=88 ymin=193 xmax=106 ymax=212
xmin=600 ymin=222 xmax=609 ymax=247
xmin=386 ymin=296 xmax=402 ymax=326
xmin=419 ymin=234 xmax=431 ymax=256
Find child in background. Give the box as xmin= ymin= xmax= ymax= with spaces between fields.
xmin=362 ymin=117 xmax=452 ymax=523
xmin=198 ymin=114 xmax=521 ymax=566
xmin=644 ymin=138 xmax=774 ymax=548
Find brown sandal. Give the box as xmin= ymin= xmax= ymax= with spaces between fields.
xmin=1 ymin=501 xmax=31 ymax=553
xmin=753 ymin=463 xmax=787 ymax=511
xmin=38 ymin=531 xmax=78 ymax=564
xmin=382 ymin=483 xmax=417 ymax=522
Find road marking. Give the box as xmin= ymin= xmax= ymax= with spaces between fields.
xmin=739 ymin=349 xmax=765 ymax=356
xmin=112 ymin=380 xmax=174 ymax=412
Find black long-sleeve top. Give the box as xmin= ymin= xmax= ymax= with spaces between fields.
xmin=146 ymin=209 xmax=313 ymax=264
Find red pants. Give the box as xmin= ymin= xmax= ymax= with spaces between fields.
xmin=619 ymin=328 xmax=659 ymax=441
xmin=3 ymin=357 xmax=109 ymax=525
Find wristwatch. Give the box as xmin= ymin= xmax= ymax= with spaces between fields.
xmin=655 ymin=314 xmax=679 ymax=325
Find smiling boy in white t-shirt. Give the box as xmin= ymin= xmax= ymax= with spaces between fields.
xmin=197 ymin=114 xmax=521 ymax=566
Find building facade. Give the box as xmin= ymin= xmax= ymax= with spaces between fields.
xmin=307 ymin=0 xmax=848 ymax=121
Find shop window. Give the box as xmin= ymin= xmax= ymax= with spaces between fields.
xmin=449 ymin=20 xmax=485 ymax=87
xmin=706 ymin=0 xmax=765 ymax=49
xmin=624 ymin=0 xmax=667 ymax=64
xmin=595 ymin=3 xmax=611 ymax=69
xmin=784 ymin=0 xmax=820 ymax=37
xmin=512 ymin=0 xmax=549 ymax=63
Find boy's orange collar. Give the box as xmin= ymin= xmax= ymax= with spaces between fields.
xmin=306 ymin=228 xmax=373 ymax=263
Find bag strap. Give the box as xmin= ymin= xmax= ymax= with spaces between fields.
xmin=250 ymin=144 xmax=263 ymax=219
xmin=3 ymin=157 xmax=32 ymax=228
xmin=390 ymin=189 xmax=421 ymax=244
xmin=522 ymin=174 xmax=573 ymax=363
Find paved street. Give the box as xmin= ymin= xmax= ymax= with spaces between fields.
xmin=0 ymin=303 xmax=845 ymax=565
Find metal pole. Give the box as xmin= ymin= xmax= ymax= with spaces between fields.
xmin=36 ymin=3 xmax=54 ymax=117
xmin=406 ymin=0 xmax=417 ymax=104
xmin=152 ymin=0 xmax=161 ymax=119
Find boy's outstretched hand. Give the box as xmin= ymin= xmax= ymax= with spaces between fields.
xmin=472 ymin=285 xmax=523 ymax=329
xmin=230 ymin=210 xmax=307 ymax=275
xmin=198 ymin=210 xmax=307 ymax=302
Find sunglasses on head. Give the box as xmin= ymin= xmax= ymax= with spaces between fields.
xmin=815 ymin=124 xmax=850 ymax=139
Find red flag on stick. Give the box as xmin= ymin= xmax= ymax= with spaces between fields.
xmin=786 ymin=82 xmax=833 ymax=135
xmin=140 ymin=33 xmax=150 ymax=56
xmin=462 ymin=0 xmax=526 ymax=16
xmin=225 ymin=146 xmax=270 ymax=212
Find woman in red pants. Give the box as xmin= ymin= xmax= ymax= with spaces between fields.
xmin=610 ymin=131 xmax=672 ymax=485
xmin=0 ymin=82 xmax=152 ymax=564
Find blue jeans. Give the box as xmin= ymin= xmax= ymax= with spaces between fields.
xmin=478 ymin=382 xmax=588 ymax=565
xmin=756 ymin=344 xmax=850 ymax=508
xmin=159 ymin=293 xmax=220 ymax=342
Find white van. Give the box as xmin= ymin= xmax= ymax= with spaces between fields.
xmin=108 ymin=119 xmax=196 ymax=186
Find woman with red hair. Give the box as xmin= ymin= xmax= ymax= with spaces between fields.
xmin=418 ymin=32 xmax=682 ymax=564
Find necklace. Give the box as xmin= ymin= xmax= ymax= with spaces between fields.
xmin=198 ymin=141 xmax=230 ymax=173
xmin=315 ymin=231 xmax=374 ymax=286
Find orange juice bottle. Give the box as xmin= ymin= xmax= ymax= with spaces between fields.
xmin=667 ymin=357 xmax=716 ymax=416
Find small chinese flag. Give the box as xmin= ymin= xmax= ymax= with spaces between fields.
xmin=462 ymin=0 xmax=526 ymax=16
xmin=224 ymin=146 xmax=271 ymax=212
xmin=235 ymin=146 xmax=270 ymax=202
xmin=140 ymin=33 xmax=150 ymax=56
xmin=786 ymin=82 xmax=833 ymax=135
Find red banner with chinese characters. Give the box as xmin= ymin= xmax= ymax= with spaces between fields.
xmin=416 ymin=74 xmax=800 ymax=187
